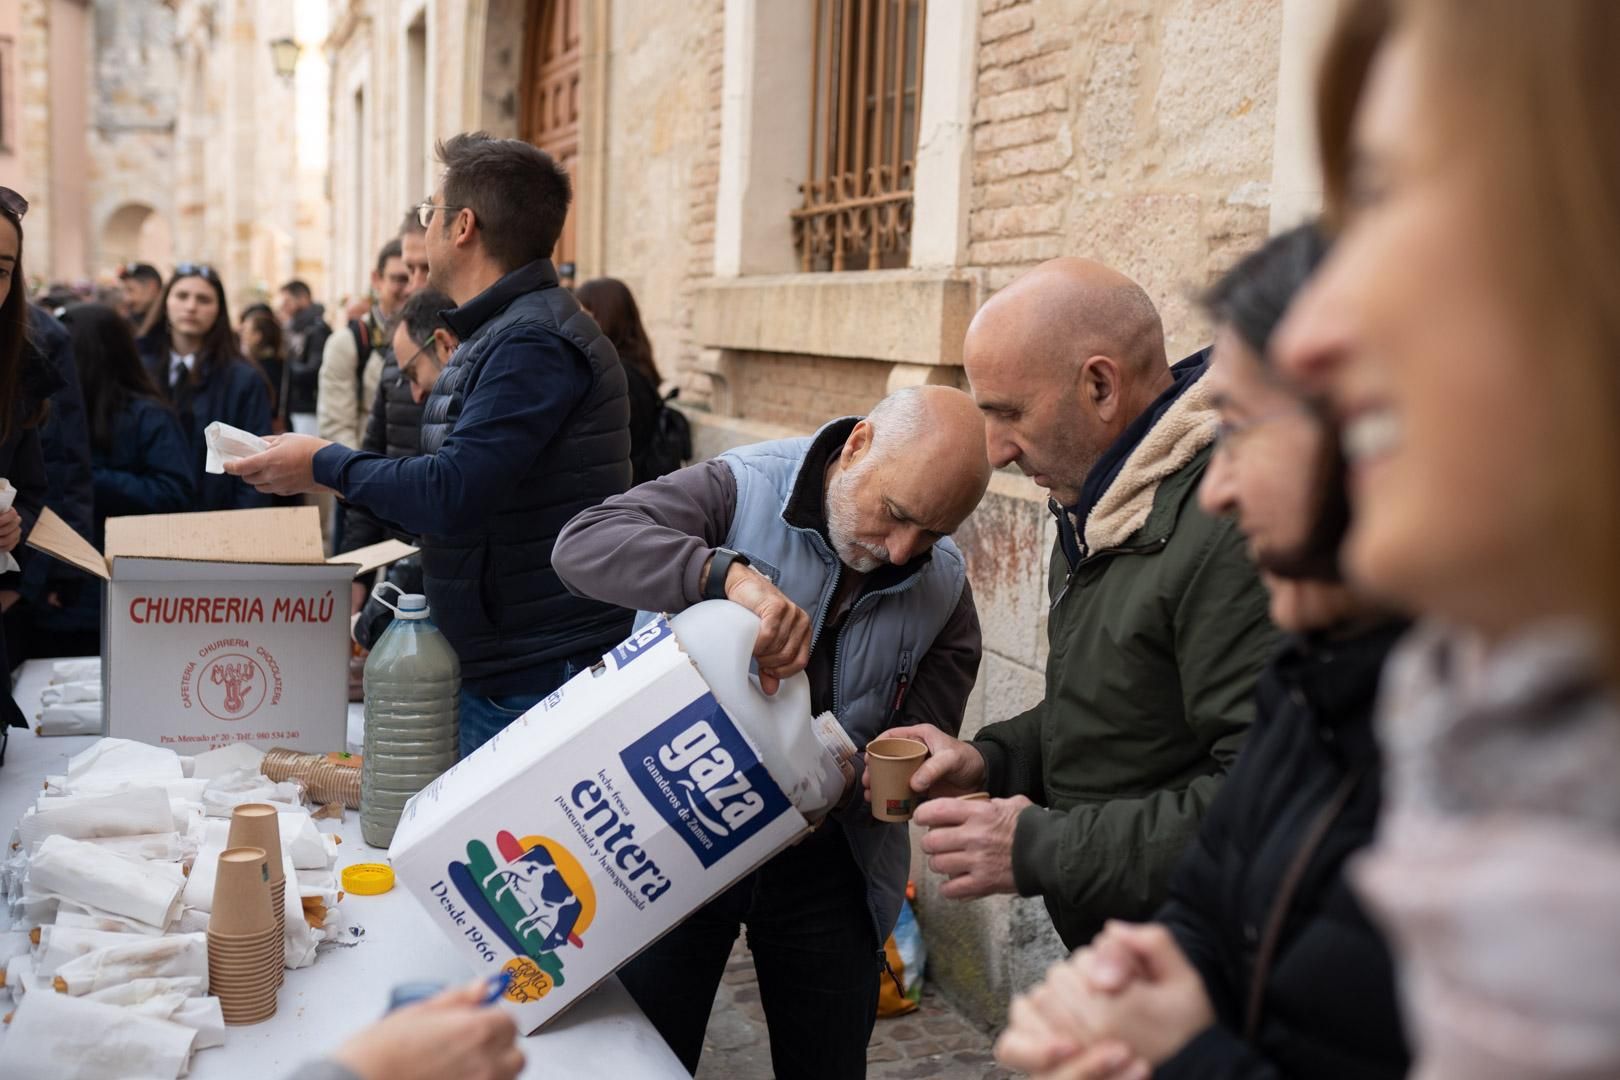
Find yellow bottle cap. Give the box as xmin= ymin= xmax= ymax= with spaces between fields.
xmin=342 ymin=862 xmax=396 ymax=895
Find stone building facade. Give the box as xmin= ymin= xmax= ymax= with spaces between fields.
xmin=6 ymin=0 xmax=329 ymax=304
xmin=11 ymin=0 xmax=1338 ymax=1028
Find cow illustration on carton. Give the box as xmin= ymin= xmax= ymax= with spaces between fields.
xmin=446 ymin=830 xmax=597 ymax=1001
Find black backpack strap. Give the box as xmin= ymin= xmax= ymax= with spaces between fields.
xmin=348 ymin=318 xmax=373 ymax=408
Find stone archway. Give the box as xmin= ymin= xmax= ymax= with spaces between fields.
xmin=100 ymin=201 xmax=173 ymax=275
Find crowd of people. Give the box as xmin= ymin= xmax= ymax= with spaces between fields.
xmin=2 ymin=0 xmax=1618 ymax=1077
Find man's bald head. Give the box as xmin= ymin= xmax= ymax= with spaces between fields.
xmin=824 ymin=386 xmax=990 ymax=571
xmin=961 ymin=259 xmax=1173 ymax=506
xmin=866 ymin=385 xmax=992 ymax=499
xmin=967 ymin=258 xmax=1167 ymax=385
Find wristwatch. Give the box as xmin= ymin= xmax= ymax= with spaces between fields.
xmin=704 ymin=548 xmax=751 ymax=601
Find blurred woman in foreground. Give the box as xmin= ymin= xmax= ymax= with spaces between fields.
xmin=1275 ymin=1 xmax=1620 ymax=1075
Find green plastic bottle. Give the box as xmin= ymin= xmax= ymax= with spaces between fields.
xmin=360 ymin=584 xmax=460 ymax=848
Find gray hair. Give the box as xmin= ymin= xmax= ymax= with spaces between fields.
xmin=863 ymin=387 xmax=930 ymax=459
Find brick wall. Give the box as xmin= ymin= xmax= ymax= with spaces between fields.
xmin=968 ymin=0 xmax=1281 ymax=360
xmin=969 ymin=0 xmax=1074 ymax=293
xmin=674 ymin=0 xmax=726 ymax=409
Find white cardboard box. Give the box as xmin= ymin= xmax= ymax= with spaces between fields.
xmin=27 ymin=506 xmax=413 ymax=753
xmin=388 ymin=615 xmax=810 ymax=1033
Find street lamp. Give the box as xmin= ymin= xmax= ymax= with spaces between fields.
xmin=269 ymin=37 xmax=299 ymax=79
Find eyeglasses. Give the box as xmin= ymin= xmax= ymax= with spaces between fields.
xmin=173 ymin=262 xmax=221 ymax=284
xmin=0 ymin=187 xmax=27 ymax=221
xmin=398 ymin=338 xmax=434 ymax=382
xmin=415 ymin=202 xmax=466 ymax=229
xmin=1212 ymin=404 xmax=1311 ymax=458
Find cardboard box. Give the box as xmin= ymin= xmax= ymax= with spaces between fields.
xmin=388 ymin=614 xmax=809 ymax=1032
xmin=27 ymin=506 xmax=413 ymax=753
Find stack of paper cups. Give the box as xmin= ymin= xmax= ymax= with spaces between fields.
xmin=208 ymin=846 xmax=279 ymax=1025
xmin=227 ymin=804 xmax=285 ymax=986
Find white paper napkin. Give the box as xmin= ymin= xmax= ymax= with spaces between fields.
xmin=53 ymin=903 xmax=168 ymax=937
xmin=202 ymin=421 xmax=269 ymax=474
xmin=20 ymin=787 xmax=173 ymax=847
xmin=41 ymin=679 xmax=102 ymax=706
xmin=0 ymin=478 xmax=19 ymax=574
xmin=52 ymin=932 xmax=209 ymax=996
xmin=50 ymin=658 xmax=101 ymax=684
xmin=4 ymin=989 xmax=197 ymax=1080
xmin=187 ymin=742 xmax=265 ymax=781
xmin=36 ymin=925 xmax=152 ymax=977
xmin=28 ymin=835 xmax=185 ymax=930
xmin=65 ymin=739 xmax=183 ymax=788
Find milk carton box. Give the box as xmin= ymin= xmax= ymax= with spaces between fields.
xmin=388 ymin=615 xmax=812 ymax=1032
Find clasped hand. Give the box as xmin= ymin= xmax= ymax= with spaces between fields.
xmin=993 ymin=921 xmax=1215 ymax=1079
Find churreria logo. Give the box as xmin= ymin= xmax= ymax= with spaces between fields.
xmin=197 ymin=652 xmax=268 ymax=721
xmin=447 ymin=831 xmax=597 ymax=998
xmin=620 ymin=695 xmax=791 ymax=869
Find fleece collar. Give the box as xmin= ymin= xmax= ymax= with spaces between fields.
xmin=1079 ymin=349 xmax=1219 ymax=554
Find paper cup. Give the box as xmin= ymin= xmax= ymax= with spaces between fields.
xmin=210 ymin=847 xmax=275 ymax=936
xmin=867 ymin=737 xmax=929 ymax=822
xmin=227 ymin=806 xmax=285 ymax=886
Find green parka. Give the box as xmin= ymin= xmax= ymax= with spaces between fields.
xmin=975 ymin=358 xmax=1277 ymax=949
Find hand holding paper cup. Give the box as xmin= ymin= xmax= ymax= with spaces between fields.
xmin=863 ymin=724 xmax=990 ymax=806
xmin=866 ymin=737 xmax=930 ymax=822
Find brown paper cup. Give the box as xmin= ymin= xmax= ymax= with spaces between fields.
xmin=210 ymin=847 xmax=275 ymax=936
xmin=228 ymin=805 xmax=285 ymax=886
xmin=867 ymin=737 xmax=929 ymax=822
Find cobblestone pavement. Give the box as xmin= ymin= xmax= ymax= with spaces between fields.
xmin=694 ymin=940 xmax=1015 ymax=1080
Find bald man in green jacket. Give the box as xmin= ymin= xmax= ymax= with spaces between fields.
xmin=876 ymin=258 xmax=1278 ymax=948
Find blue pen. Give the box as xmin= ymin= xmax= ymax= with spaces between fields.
xmin=482 ymin=970 xmax=514 ymax=1004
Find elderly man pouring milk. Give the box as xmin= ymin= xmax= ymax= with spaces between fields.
xmin=552 ymin=386 xmax=990 ymax=1079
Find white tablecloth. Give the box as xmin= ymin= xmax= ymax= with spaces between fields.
xmin=2 ymin=660 xmax=685 ymax=1079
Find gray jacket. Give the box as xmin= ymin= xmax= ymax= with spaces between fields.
xmin=555 ymin=417 xmax=981 ymax=938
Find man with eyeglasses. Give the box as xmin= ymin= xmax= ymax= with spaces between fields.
xmin=879 ymin=258 xmax=1276 ymax=952
xmin=227 ymin=132 xmax=633 ymax=759
xmin=346 ymin=285 xmax=455 ymax=643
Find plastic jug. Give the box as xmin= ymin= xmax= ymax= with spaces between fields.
xmin=360 ymin=584 xmax=461 ymax=848
xmin=668 ymin=600 xmax=858 ymax=822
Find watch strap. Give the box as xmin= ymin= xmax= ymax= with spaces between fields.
xmin=704 ymin=548 xmax=750 ymax=601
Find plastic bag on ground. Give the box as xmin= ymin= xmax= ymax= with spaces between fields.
xmin=877 ymin=893 xmax=926 ymax=1019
